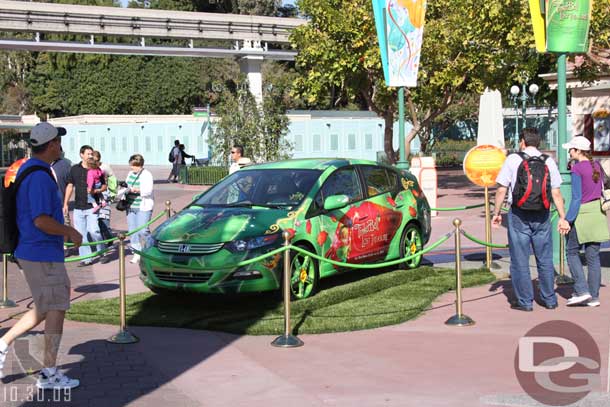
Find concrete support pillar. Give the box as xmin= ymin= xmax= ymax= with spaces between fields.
xmin=237 ymin=40 xmax=265 ymax=105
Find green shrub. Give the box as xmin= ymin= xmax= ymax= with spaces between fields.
xmin=180 ymin=166 xmax=229 ymax=185
xmin=429 ymin=139 xmax=476 ymax=167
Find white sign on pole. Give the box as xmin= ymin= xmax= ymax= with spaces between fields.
xmin=411 ymin=156 xmax=437 ymax=216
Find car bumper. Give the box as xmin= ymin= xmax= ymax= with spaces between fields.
xmin=139 ymin=247 xmax=283 ymax=294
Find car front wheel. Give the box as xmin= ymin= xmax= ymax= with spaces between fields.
xmin=400 ymin=223 xmax=423 ymax=269
xmin=289 ymin=244 xmax=319 ymax=300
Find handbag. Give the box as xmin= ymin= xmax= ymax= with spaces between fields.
xmin=115 ymin=172 xmax=142 ymax=211
xmin=598 ymin=163 xmax=610 ymax=212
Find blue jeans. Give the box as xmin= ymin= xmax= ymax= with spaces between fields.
xmin=507 ymin=208 xmax=557 ymax=307
xmin=565 ymin=226 xmax=601 ymax=300
xmin=73 ymin=208 xmax=104 ymax=258
xmin=126 ymin=208 xmax=152 ymax=251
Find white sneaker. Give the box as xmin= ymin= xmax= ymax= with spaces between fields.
xmin=36 ymin=370 xmax=79 ymax=390
xmin=587 ymin=300 xmax=601 ymax=307
xmin=0 ymin=348 xmax=7 ymax=379
xmin=567 ymin=293 xmax=592 ymax=306
xmin=130 ymin=254 xmax=140 ymax=264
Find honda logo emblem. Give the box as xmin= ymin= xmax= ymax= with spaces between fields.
xmin=178 ymin=244 xmax=190 ymax=253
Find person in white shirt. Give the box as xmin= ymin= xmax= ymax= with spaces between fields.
xmin=229 ymin=145 xmax=252 ymax=174
xmin=124 ymin=154 xmax=154 ymax=264
xmin=492 ymin=128 xmax=569 ymax=312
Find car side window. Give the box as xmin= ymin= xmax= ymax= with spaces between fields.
xmin=361 ymin=166 xmax=396 ymax=197
xmin=310 ymin=168 xmax=362 ymax=215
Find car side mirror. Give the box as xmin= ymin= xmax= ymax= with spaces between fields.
xmin=192 ymin=192 xmax=203 ymax=201
xmin=324 ymin=194 xmax=350 ymax=211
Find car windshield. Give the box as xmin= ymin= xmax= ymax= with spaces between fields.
xmin=194 ymin=169 xmax=322 ymax=208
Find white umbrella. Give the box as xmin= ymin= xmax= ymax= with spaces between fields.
xmin=477 ymin=88 xmax=505 ymax=148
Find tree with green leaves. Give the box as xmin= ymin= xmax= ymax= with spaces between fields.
xmin=290 ymin=0 xmax=609 ymax=160
xmin=209 ymin=79 xmax=290 ymax=164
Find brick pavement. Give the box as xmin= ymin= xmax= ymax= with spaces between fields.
xmin=0 ymin=167 xmax=608 ymax=406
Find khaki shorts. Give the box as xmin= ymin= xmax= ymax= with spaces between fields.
xmin=17 ymin=259 xmax=71 ymax=313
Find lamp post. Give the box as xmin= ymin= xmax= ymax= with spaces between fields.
xmin=509 ymin=82 xmax=539 ymax=150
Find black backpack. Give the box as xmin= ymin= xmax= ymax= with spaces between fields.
xmin=511 ymin=152 xmax=552 ymax=211
xmin=168 ymin=147 xmax=176 ymax=163
xmin=0 ymin=166 xmax=55 ymax=254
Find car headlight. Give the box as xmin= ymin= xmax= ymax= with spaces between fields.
xmin=143 ymin=235 xmax=158 ymax=250
xmin=225 ymin=233 xmax=281 ymax=253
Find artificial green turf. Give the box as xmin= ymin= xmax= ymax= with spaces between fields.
xmin=66 ymin=266 xmax=495 ymax=335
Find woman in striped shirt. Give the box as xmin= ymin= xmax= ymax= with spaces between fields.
xmin=125 ymin=154 xmax=154 ymax=264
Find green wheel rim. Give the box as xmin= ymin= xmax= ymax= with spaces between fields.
xmin=403 ymin=226 xmax=423 ymax=269
xmin=290 ymin=252 xmax=316 ymax=299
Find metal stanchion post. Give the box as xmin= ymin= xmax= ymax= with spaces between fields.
xmin=165 ymin=200 xmax=172 ymax=219
xmin=445 ymin=219 xmax=475 ymax=326
xmin=484 ymin=188 xmax=501 ymax=270
xmin=107 ymin=233 xmax=139 ymax=344
xmin=556 ymin=229 xmax=573 ymax=285
xmin=484 ymin=187 xmax=492 ymax=269
xmin=271 ymin=231 xmax=304 ymax=348
xmin=0 ymin=253 xmax=17 ymax=308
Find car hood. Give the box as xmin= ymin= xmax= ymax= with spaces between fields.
xmin=153 ymin=206 xmax=290 ymax=243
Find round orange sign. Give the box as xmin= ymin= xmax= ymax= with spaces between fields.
xmin=463 ymin=145 xmax=506 ymax=187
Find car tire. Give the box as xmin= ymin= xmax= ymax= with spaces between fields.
xmin=400 ymin=223 xmax=423 ymax=269
xmin=288 ymin=244 xmax=319 ymax=300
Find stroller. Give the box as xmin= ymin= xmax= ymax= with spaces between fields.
xmin=190 ymin=157 xmax=210 ymax=167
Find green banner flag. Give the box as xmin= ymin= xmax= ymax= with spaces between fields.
xmin=546 ymin=0 xmax=593 ymax=53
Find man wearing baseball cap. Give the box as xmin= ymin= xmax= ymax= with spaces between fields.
xmin=0 ymin=122 xmax=83 ymax=390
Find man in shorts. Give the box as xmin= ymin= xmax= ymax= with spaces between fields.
xmin=0 ymin=122 xmax=83 ymax=390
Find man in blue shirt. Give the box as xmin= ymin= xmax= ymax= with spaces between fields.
xmin=0 ymin=122 xmax=82 ymax=390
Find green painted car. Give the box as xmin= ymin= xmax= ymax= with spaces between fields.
xmin=140 ymin=158 xmax=431 ymax=299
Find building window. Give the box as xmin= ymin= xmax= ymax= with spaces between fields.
xmin=313 ymin=134 xmax=321 ymax=152
xmin=89 ymin=136 xmax=95 ymax=148
xmin=294 ymin=134 xmax=303 ymax=152
xmin=158 ymin=136 xmax=163 ymax=152
xmin=111 ymin=137 xmax=116 ymax=153
xmin=365 ymin=133 xmax=373 ymax=150
xmin=348 ymin=133 xmax=356 ymax=150
xmin=134 ymin=137 xmax=139 ymax=153
xmin=122 ymin=137 xmax=128 ymax=153
xmin=330 ymin=134 xmax=338 ymax=151
xmin=100 ymin=136 xmax=106 ymax=152
xmin=145 ymin=137 xmax=151 ymax=152
xmin=592 ymin=110 xmax=610 ymax=154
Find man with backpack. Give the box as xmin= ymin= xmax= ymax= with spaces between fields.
xmin=492 ymin=128 xmax=570 ymax=312
xmin=0 ymin=122 xmax=82 ymax=389
xmin=167 ymin=139 xmax=181 ymax=183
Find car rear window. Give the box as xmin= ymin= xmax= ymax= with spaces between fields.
xmin=361 ymin=166 xmax=396 ymax=197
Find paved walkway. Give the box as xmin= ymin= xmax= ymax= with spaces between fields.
xmin=0 ymin=167 xmax=609 ymax=406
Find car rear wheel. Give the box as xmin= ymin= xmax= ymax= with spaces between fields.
xmin=400 ymin=223 xmax=423 ymax=269
xmin=289 ymin=244 xmax=319 ymax=300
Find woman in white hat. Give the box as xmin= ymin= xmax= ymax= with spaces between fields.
xmin=563 ymin=135 xmax=609 ymax=307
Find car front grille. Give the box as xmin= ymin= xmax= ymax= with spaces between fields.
xmin=154 ymin=270 xmax=213 ymax=284
xmin=157 ymin=241 xmax=224 ymax=255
